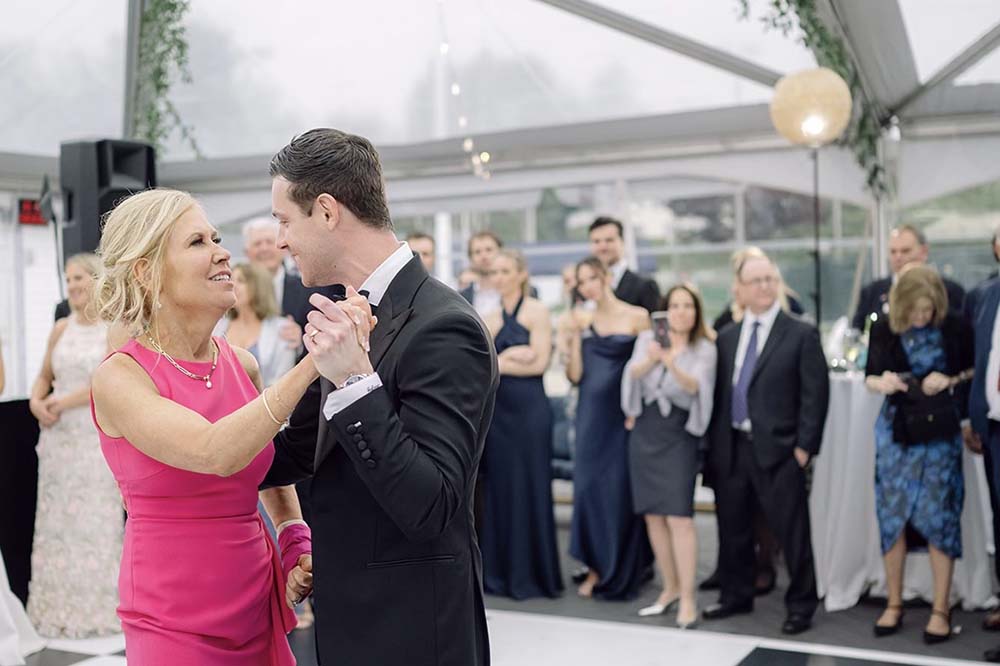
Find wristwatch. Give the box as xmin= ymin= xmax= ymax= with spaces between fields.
xmin=337 ymin=373 xmax=372 ymax=389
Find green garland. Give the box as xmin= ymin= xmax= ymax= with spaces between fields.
xmin=737 ymin=0 xmax=886 ymax=195
xmin=131 ymin=0 xmax=201 ymax=158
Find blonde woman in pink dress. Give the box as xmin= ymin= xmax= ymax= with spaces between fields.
xmin=89 ymin=190 xmax=364 ymax=665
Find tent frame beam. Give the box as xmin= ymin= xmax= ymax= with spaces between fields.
xmin=533 ymin=0 xmax=782 ymax=87
xmin=892 ymin=21 xmax=1000 ymax=116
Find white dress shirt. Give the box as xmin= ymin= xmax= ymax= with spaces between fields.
xmin=987 ymin=302 xmax=1000 ymax=421
xmin=323 ymin=242 xmax=413 ymax=419
xmin=471 ymin=283 xmax=501 ymax=318
xmin=609 ymin=258 xmax=628 ymax=291
xmin=731 ymin=299 xmax=782 ymax=430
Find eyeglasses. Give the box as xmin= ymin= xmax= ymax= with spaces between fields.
xmin=740 ymin=276 xmax=778 ymax=287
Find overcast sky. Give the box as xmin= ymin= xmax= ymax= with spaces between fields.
xmin=0 ymin=0 xmax=997 ymax=159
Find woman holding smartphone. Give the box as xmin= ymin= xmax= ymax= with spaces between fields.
xmin=622 ymin=283 xmax=717 ymax=628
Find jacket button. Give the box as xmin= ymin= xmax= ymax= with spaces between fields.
xmin=347 ymin=423 xmax=359 ymax=434
xmin=366 ymin=459 xmax=377 ymax=468
xmin=356 ymin=440 xmax=368 ymax=452
xmin=361 ymin=449 xmax=372 ymax=460
xmin=353 ymin=433 xmax=364 ymax=443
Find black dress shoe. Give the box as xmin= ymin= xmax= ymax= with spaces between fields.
xmin=781 ymin=612 xmax=812 ymax=635
xmin=985 ymin=646 xmax=1000 ymax=662
xmin=698 ymin=570 xmax=721 ymax=591
xmin=570 ymin=567 xmax=589 ymax=584
xmin=702 ymin=601 xmax=753 ymax=620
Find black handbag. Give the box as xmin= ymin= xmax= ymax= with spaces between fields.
xmin=891 ymin=377 xmax=960 ymax=446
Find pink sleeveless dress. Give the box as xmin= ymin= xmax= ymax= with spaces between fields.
xmin=92 ymin=338 xmax=296 ymax=665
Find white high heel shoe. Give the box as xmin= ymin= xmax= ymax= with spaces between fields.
xmin=637 ymin=597 xmax=679 ymax=617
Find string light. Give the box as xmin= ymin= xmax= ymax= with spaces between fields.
xmin=436 ymin=1 xmax=490 ymax=182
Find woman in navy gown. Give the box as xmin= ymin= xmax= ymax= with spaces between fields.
xmin=480 ymin=250 xmax=563 ymax=599
xmin=564 ymin=256 xmax=653 ymax=599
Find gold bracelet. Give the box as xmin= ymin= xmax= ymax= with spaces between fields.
xmin=261 ymin=389 xmax=288 ymax=427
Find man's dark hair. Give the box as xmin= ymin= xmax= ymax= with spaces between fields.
xmin=588 ymin=216 xmax=624 ymax=238
xmin=406 ymin=232 xmax=435 ymax=246
xmin=466 ymin=230 xmax=503 ymax=258
xmin=269 ymin=128 xmax=392 ymax=230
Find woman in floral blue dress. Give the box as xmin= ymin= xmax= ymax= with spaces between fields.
xmin=865 ymin=264 xmax=973 ymax=645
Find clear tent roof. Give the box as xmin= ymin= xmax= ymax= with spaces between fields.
xmin=0 ymin=0 xmax=998 ymax=161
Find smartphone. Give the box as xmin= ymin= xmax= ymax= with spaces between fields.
xmin=651 ymin=311 xmax=671 ymax=348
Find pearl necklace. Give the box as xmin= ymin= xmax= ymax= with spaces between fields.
xmin=147 ymin=335 xmax=219 ymax=389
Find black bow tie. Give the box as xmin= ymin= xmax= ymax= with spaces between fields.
xmin=329 ymin=286 xmax=377 ymax=316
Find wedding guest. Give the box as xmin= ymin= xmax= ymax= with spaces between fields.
xmin=713 ymin=247 xmax=803 ymax=332
xmin=565 ymin=256 xmax=653 ymax=599
xmin=969 ymin=271 xmax=1000 ymax=662
xmin=480 ymin=250 xmax=562 ymax=599
xmin=460 ymin=231 xmax=504 ymax=316
xmin=406 ymin=232 xmax=435 ymax=274
xmin=215 ymin=263 xmax=297 ymax=387
xmin=588 ymin=217 xmax=659 ymax=312
xmin=622 ymin=284 xmax=716 ymax=627
xmin=852 ymin=225 xmax=965 ymax=330
xmin=704 ymin=252 xmax=828 ymax=635
xmin=26 ymin=253 xmax=120 ymax=638
xmin=866 ymin=264 xmax=972 ymax=644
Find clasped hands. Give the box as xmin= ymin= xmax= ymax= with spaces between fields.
xmin=303 ymin=286 xmax=378 ymax=388
xmin=29 ymin=394 xmax=65 ymax=428
xmin=870 ymin=370 xmax=950 ymax=397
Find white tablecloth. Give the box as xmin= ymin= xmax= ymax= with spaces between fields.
xmin=0 ymin=549 xmax=42 ymax=666
xmin=810 ymin=372 xmax=996 ymax=612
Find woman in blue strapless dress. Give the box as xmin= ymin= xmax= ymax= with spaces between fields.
xmin=480 ymin=250 xmax=563 ymax=599
xmin=564 ymin=257 xmax=654 ymax=600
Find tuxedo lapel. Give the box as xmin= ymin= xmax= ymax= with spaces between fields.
xmin=369 ymin=290 xmax=413 ymax=371
xmin=750 ymin=312 xmax=790 ymax=385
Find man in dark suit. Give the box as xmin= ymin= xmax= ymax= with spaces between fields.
xmin=264 ymin=128 xmax=498 ymax=666
xmin=852 ymin=224 xmax=965 ymax=330
xmin=588 ymin=216 xmax=659 ymax=312
xmin=963 ymin=224 xmax=1000 ymax=326
xmin=703 ymin=252 xmax=829 ymax=635
xmin=968 ymin=278 xmax=1000 ymax=657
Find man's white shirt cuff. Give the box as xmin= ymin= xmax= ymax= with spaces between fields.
xmin=323 ymin=374 xmax=383 ymax=420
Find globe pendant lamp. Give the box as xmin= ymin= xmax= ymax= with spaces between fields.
xmin=769 ymin=67 xmax=852 ymax=324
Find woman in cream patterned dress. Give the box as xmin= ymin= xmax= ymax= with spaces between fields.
xmin=26 ymin=254 xmax=122 ymax=638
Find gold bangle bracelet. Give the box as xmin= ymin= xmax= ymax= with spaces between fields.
xmin=261 ymin=389 xmax=288 ymax=427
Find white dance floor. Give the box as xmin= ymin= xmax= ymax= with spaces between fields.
xmin=24 ymin=609 xmax=988 ymax=666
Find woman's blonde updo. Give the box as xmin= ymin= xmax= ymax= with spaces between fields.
xmin=94 ymin=188 xmax=197 ymax=337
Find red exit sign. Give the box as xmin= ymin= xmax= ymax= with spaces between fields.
xmin=18 ymin=198 xmax=45 ymax=225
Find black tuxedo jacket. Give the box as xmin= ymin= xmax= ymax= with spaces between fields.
xmin=615 ymin=269 xmax=660 ymax=313
xmin=852 ymin=275 xmax=966 ymax=330
xmin=707 ymin=311 xmax=830 ymax=475
xmin=266 ymin=256 xmax=498 ymax=666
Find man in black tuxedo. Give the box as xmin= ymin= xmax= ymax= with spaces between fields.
xmin=264 ymin=128 xmax=497 ymax=666
xmin=588 ymin=216 xmax=659 ymax=312
xmin=703 ymin=252 xmax=829 ymax=635
xmin=852 ymin=224 xmax=965 ymax=330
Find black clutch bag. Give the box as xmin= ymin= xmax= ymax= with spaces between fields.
xmin=891 ymin=377 xmax=960 ymax=446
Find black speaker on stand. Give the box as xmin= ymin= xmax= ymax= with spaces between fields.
xmin=59 ymin=139 xmax=156 ymax=258
xmin=53 ymin=140 xmax=156 ymax=319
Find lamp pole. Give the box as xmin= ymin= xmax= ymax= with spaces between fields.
xmin=811 ymin=147 xmax=822 ymax=324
